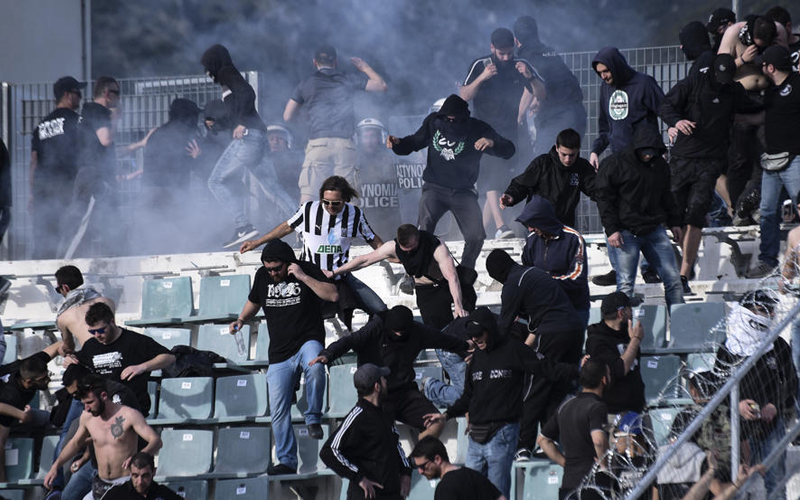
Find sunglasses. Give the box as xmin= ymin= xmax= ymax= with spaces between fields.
xmin=108 ymin=88 xmax=120 ymax=95
xmin=264 ymin=264 xmax=284 ymax=274
xmin=88 ymin=325 xmax=108 ymax=335
xmin=321 ymin=200 xmax=343 ymax=208
xmin=414 ymin=458 xmax=432 ymax=471
xmin=56 ymin=284 xmax=65 ymax=294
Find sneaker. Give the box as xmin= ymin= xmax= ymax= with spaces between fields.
xmin=642 ymin=269 xmax=661 ymax=284
xmin=591 ymin=270 xmax=617 ymax=286
xmin=745 ymin=261 xmax=775 ymax=279
xmin=222 ymin=224 xmax=259 ymax=249
xmin=514 ymin=448 xmax=532 ymax=462
xmin=398 ymin=275 xmax=415 ymax=295
xmin=307 ymin=423 xmax=324 ymax=439
xmin=680 ymin=276 xmax=693 ymax=295
xmin=267 ymin=463 xmax=297 ymax=475
xmin=732 ymin=215 xmax=755 ymax=227
xmin=494 ymin=225 xmax=515 ymax=239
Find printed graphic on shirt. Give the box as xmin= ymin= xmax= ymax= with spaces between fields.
xmin=38 ymin=118 xmax=66 ymax=140
xmin=780 ymin=84 xmax=793 ymax=98
xmin=265 ymin=282 xmax=302 ymax=308
xmin=317 ymin=231 xmax=343 ymax=254
xmin=609 ymin=90 xmax=629 ymax=120
xmin=432 ymin=130 xmax=465 ymax=161
xmin=93 ymin=352 xmax=123 ymax=373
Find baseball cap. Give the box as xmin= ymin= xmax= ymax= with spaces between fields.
xmin=314 ymin=44 xmax=337 ymax=62
xmin=759 ymin=45 xmax=792 ymax=72
xmin=707 ymin=7 xmax=736 ymax=33
xmin=713 ymin=54 xmax=736 ymax=85
xmin=600 ymin=291 xmax=631 ymax=315
xmin=463 ymin=307 xmax=497 ymax=338
xmin=53 ymin=76 xmax=86 ymax=100
xmin=353 ymin=363 xmax=390 ymax=392
xmin=615 ymin=411 xmax=643 ymax=435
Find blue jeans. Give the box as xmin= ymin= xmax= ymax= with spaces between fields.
xmin=465 ymin=421 xmax=519 ymax=499
xmin=751 ymin=417 xmax=786 ymax=500
xmin=423 ymin=349 xmax=465 ymax=407
xmin=208 ymin=128 xmax=266 ymax=228
xmin=759 ymin=158 xmax=800 ymax=266
xmin=53 ymin=400 xmax=84 ymax=489
xmin=341 ymin=273 xmax=386 ymax=315
xmin=266 ymin=339 xmax=326 ymax=470
xmin=62 ymin=461 xmax=95 ymax=500
xmin=611 ymin=227 xmax=684 ymax=307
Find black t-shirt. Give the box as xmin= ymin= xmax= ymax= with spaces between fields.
xmin=76 ymin=328 xmax=170 ymax=415
xmin=435 ymin=466 xmax=502 ymax=500
xmin=0 ymin=351 xmax=51 ymax=427
xmin=291 ymin=68 xmax=368 ymax=139
xmin=541 ymin=392 xmax=608 ymax=490
xmin=142 ymin=121 xmax=198 ymax=191
xmin=31 ymin=107 xmax=81 ymax=185
xmin=248 ymin=261 xmax=329 ymax=363
xmin=789 ymin=35 xmax=799 ymax=73
xmin=78 ymin=102 xmax=115 ymax=177
xmin=105 ymin=480 xmax=183 ymax=500
xmin=764 ymin=72 xmax=800 ymax=154
xmin=464 ymin=56 xmax=536 ymax=138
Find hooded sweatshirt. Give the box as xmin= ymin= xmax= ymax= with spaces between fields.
xmin=200 ymin=44 xmax=266 ymax=133
xmin=591 ymin=47 xmax=664 ymax=156
xmin=584 ymin=321 xmax=646 ymax=414
xmin=504 ymin=145 xmax=596 ymax=227
xmin=390 ymin=95 xmax=515 ymax=190
xmin=143 ymin=99 xmax=202 ymax=190
xmin=518 ymin=196 xmax=589 ymax=312
xmin=659 ymin=68 xmax=761 ymax=160
xmin=679 ymin=21 xmax=715 ymax=78
xmin=595 ymin=125 xmax=682 ymax=236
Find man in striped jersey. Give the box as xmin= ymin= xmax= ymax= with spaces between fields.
xmin=320 ymin=364 xmax=412 ymax=500
xmin=241 ymin=176 xmax=386 ymax=325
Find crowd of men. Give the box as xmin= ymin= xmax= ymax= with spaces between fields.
xmin=1 ymin=4 xmax=799 ymax=500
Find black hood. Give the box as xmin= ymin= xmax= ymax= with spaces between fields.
xmin=201 ymin=44 xmax=234 ymax=82
xmin=679 ymin=21 xmax=712 ymax=60
xmin=516 ymin=195 xmax=563 ymax=235
xmin=628 ymin=123 xmax=666 ymax=158
xmin=592 ymin=47 xmax=636 ymax=87
xmin=168 ymin=98 xmax=201 ymax=127
xmin=437 ymin=94 xmax=470 ymax=118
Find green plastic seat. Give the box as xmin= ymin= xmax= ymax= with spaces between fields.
xmin=145 ymin=328 xmax=191 ymax=350
xmin=213 ymin=373 xmax=269 ymax=420
xmin=213 ymin=476 xmax=268 ymax=500
xmin=182 ymin=275 xmax=251 ymax=323
xmin=127 ymin=277 xmax=193 ymax=327
xmin=209 ymin=427 xmax=271 ymax=476
xmin=196 ymin=324 xmax=250 ymax=363
xmin=155 ymin=377 xmax=214 ymax=423
xmin=326 ymin=364 xmax=357 ymax=418
xmin=157 ymin=429 xmax=214 ymax=478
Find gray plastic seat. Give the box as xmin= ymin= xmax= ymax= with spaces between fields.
xmin=665 ymin=302 xmax=727 ymax=353
xmin=238 ymin=323 xmax=270 ymax=368
xmin=296 ymin=424 xmax=329 ymax=474
xmin=213 ymin=476 xmax=268 ymax=500
xmin=513 ymin=459 xmax=563 ymax=500
xmin=145 ymin=328 xmax=191 ymax=350
xmin=163 ymin=480 xmax=208 ymax=500
xmin=326 ymin=364 xmax=357 ymax=418
xmin=209 ymin=426 xmax=271 ymax=476
xmin=127 ymin=277 xmax=193 ymax=327
xmin=4 ymin=437 xmax=34 ymax=482
xmin=196 ymin=324 xmax=251 ymax=363
xmin=155 ymin=377 xmax=214 ymax=423
xmin=213 ymin=373 xmax=269 ymax=420
xmin=157 ymin=429 xmax=214 ymax=478
xmin=182 ymin=275 xmax=251 ymax=323
xmin=640 ymin=355 xmax=682 ymax=404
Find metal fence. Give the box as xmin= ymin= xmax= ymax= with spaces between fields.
xmin=0 ymin=47 xmax=689 ymax=259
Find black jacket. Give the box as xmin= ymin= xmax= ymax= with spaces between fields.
xmin=595 ymin=126 xmax=682 ymax=236
xmin=200 ymin=44 xmax=266 ymax=132
xmin=319 ymin=312 xmax=469 ymax=393
xmin=498 ymin=262 xmax=582 ymax=337
xmin=504 ymin=146 xmax=596 ymax=227
xmin=104 ymin=480 xmax=182 ymax=500
xmin=445 ymin=329 xmax=578 ymax=424
xmin=659 ymin=72 xmax=761 ymax=160
xmin=320 ymin=398 xmax=412 ymax=498
xmin=584 ymin=321 xmax=646 ymax=414
xmin=391 ymin=113 xmax=514 ymax=190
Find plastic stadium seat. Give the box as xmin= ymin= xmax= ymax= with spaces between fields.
xmin=238 ymin=323 xmax=270 ymax=368
xmin=182 ymin=275 xmax=251 ymax=323
xmin=407 ymin=471 xmax=438 ymax=500
xmin=326 ymin=364 xmax=358 ymax=418
xmin=2 ymin=334 xmax=17 ymax=365
xmin=196 ymin=324 xmax=250 ymax=364
xmin=296 ymin=424 xmax=329 ymax=474
xmin=148 ymin=381 xmax=158 ymax=418
xmin=145 ymin=328 xmax=191 ymax=350
xmin=686 ymin=352 xmax=716 ymax=373
xmin=127 ymin=277 xmax=193 ymax=327
xmin=157 ymin=429 xmax=214 ymax=478
xmin=213 ymin=476 xmax=268 ymax=500
xmin=650 ymin=407 xmax=683 ymax=446
xmin=209 ymin=427 xmax=271 ymax=476
xmin=154 ymin=378 xmax=214 ymax=423
xmin=641 ymin=355 xmax=682 ymax=404
xmin=3 ymin=437 xmax=34 ymax=482
xmin=33 ymin=435 xmax=59 ymax=481
xmin=665 ymin=302 xmax=727 ymax=353
xmin=0 ymin=490 xmax=24 ymax=500
xmin=636 ymin=305 xmax=668 ymax=353
xmin=163 ymin=480 xmax=208 ymax=500
xmin=213 ymin=373 xmax=269 ymax=420
xmin=513 ymin=459 xmax=563 ymax=500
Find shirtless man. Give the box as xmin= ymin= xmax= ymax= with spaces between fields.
xmin=717 ymin=16 xmax=787 ymax=91
xmin=55 ymin=265 xmax=115 ymax=354
xmin=44 ymin=376 xmax=162 ymax=499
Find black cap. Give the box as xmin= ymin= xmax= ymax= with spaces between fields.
xmin=53 ymin=76 xmax=86 ymax=101
xmin=314 ymin=44 xmax=337 ymax=63
xmin=713 ymin=54 xmax=736 ymax=84
xmin=759 ymin=45 xmax=792 ymax=72
xmin=707 ymin=8 xmax=736 ymax=33
xmin=463 ymin=307 xmax=498 ymax=338
xmin=600 ymin=292 xmax=631 ymax=315
xmin=353 ymin=363 xmax=390 ymax=392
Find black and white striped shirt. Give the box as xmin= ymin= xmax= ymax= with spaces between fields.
xmin=287 ymin=201 xmax=376 ymax=272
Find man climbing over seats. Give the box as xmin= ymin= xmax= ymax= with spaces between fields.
xmin=45 ymin=376 xmax=163 ymax=499
xmin=55 ymin=265 xmax=116 ymax=355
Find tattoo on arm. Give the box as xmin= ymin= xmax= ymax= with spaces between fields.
xmin=110 ymin=416 xmax=125 ymax=439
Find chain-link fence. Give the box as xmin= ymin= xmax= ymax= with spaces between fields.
xmin=1 ymin=47 xmax=689 ymax=259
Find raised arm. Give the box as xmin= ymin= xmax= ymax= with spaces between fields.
xmin=289 ymin=264 xmax=338 ymax=302
xmin=351 ymin=58 xmax=387 ymax=93
xmin=332 ymin=241 xmax=397 ymax=278
xmin=240 ymin=221 xmax=294 ymax=253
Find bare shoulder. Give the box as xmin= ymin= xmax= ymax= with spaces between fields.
xmin=93 ymin=296 xmax=116 ymax=312
xmin=788 ymin=226 xmax=800 ymax=252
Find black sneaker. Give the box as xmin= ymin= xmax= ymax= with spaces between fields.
xmin=591 ymin=270 xmax=617 ymax=286
xmin=223 ymin=224 xmax=259 ymax=249
xmin=642 ymin=269 xmax=661 ymax=283
xmin=267 ymin=463 xmax=297 ymax=475
xmin=745 ymin=261 xmax=775 ymax=279
xmin=680 ymin=276 xmax=693 ymax=295
xmin=307 ymin=423 xmax=324 ymax=439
